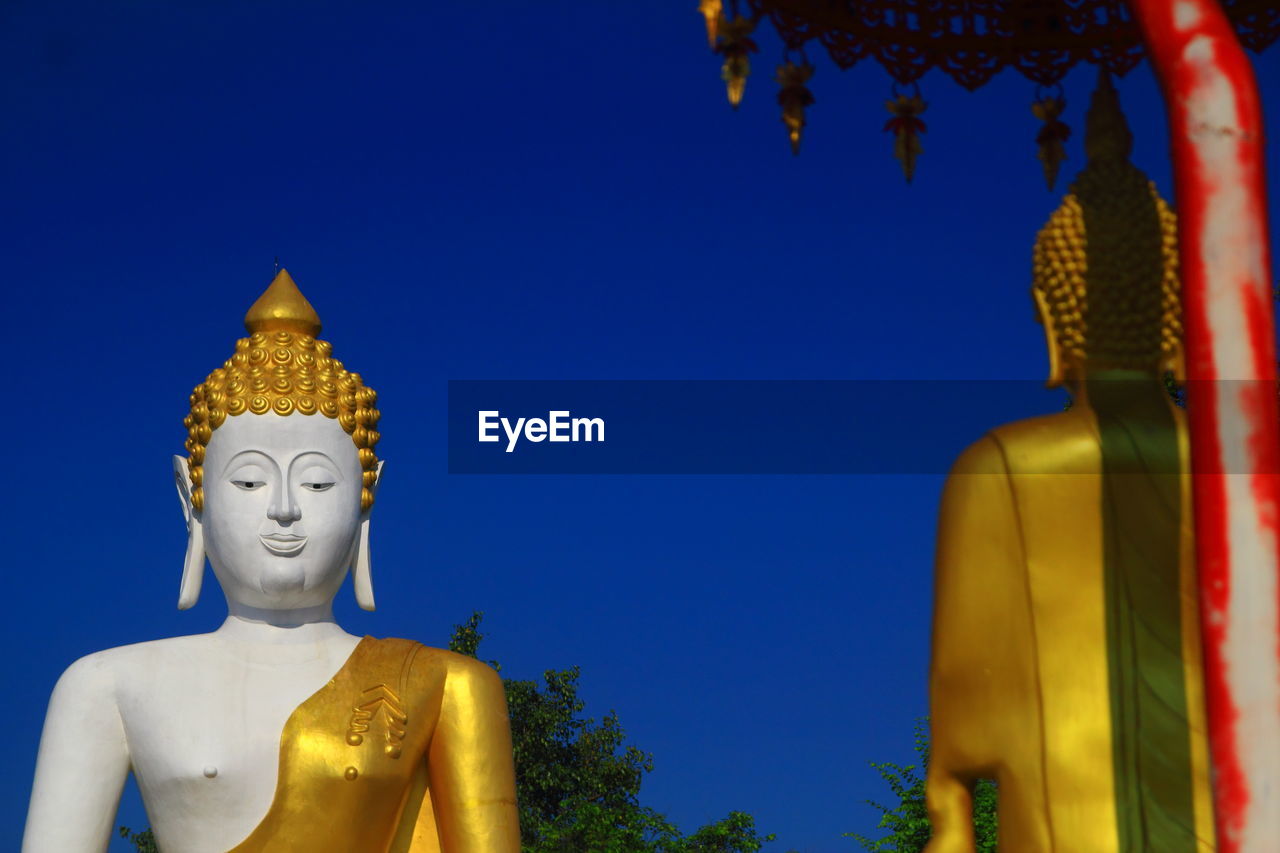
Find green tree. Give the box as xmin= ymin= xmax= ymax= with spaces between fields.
xmin=847 ymin=719 xmax=996 ymax=853
xmin=119 ymin=826 xmax=158 ymax=853
xmin=450 ymin=611 xmax=780 ymax=853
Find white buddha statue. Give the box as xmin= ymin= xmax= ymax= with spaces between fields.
xmin=22 ymin=271 xmax=520 ymax=853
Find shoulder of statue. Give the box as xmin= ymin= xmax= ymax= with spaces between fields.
xmin=368 ymin=637 xmax=495 ymax=669
xmin=64 ymin=634 xmax=207 ymax=682
xmin=430 ymin=648 xmax=506 ymax=706
xmin=946 ymin=431 xmax=1010 ymax=477
xmin=52 ymin=647 xmax=121 ymax=701
xmin=361 ymin=638 xmax=503 ymax=706
xmin=983 ymin=407 xmax=1102 ymax=476
xmin=47 ymin=636 xmax=198 ymax=710
xmin=437 ymin=652 xmax=507 ymax=720
xmin=364 ymin=635 xmax=428 ymax=657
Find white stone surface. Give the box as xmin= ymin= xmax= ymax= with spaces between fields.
xmin=23 ymin=413 xmax=381 ymax=853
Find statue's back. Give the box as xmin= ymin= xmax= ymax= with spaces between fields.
xmin=928 ymin=396 xmax=1214 ymax=852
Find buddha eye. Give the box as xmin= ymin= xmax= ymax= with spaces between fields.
xmin=232 ymin=480 xmax=266 ymax=491
xmin=298 ymin=464 xmax=338 ymax=492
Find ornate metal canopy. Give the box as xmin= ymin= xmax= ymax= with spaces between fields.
xmin=699 ymin=0 xmax=1278 ymax=184
xmin=746 ymin=0 xmax=1278 ymax=89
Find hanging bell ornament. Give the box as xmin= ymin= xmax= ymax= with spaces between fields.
xmin=1032 ymin=94 xmax=1071 ymax=190
xmin=776 ymin=61 xmax=815 ymax=155
xmin=884 ymin=93 xmax=927 ymax=183
xmin=715 ymin=15 xmax=758 ymax=109
xmin=698 ymin=0 xmax=723 ymax=49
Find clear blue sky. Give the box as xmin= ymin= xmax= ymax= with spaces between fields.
xmin=2 ymin=2 xmax=1277 ymax=851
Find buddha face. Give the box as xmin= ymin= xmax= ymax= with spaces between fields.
xmin=200 ymin=411 xmax=365 ymax=610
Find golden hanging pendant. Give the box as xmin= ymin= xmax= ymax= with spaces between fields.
xmin=776 ymin=61 xmax=815 ymax=155
xmin=715 ymin=14 xmax=758 ymax=109
xmin=884 ymin=91 xmax=927 ymax=182
xmin=698 ymin=0 xmax=723 ymax=49
xmin=1032 ymin=89 xmax=1071 ymax=190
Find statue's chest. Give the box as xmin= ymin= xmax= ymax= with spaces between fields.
xmin=121 ymin=657 xmax=349 ymax=794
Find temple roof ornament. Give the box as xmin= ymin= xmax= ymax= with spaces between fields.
xmin=696 ymin=0 xmax=1278 ymax=183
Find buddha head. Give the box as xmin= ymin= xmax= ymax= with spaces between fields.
xmin=172 ymin=270 xmax=383 ymax=613
xmin=1032 ymin=71 xmax=1182 ymax=387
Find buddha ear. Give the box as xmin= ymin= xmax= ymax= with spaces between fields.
xmin=173 ymin=455 xmax=205 ymax=610
xmin=1032 ymin=288 xmax=1065 ymax=388
xmin=1166 ymin=344 xmax=1186 ymax=384
xmin=352 ymin=460 xmax=384 ymax=612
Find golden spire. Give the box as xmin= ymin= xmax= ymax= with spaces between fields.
xmin=243 ymin=268 xmax=322 ymax=337
xmin=1083 ymin=71 xmax=1133 ymax=164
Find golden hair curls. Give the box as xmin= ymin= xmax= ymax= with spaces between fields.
xmin=182 ymin=272 xmax=381 ymax=512
xmin=1032 ymin=172 xmax=1180 ymax=372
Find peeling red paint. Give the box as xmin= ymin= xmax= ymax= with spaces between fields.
xmin=1129 ymin=0 xmax=1276 ymax=848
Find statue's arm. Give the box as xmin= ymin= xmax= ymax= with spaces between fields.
xmin=22 ymin=652 xmax=130 ymax=853
xmin=427 ymin=654 xmax=521 ymax=853
xmin=924 ymin=435 xmax=1033 ymax=853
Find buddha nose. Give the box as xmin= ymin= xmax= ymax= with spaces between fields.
xmin=267 ymin=484 xmax=302 ymax=524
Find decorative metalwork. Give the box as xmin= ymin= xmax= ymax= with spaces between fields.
xmin=884 ymin=88 xmax=927 ymax=182
xmin=744 ymin=0 xmax=1277 ymax=91
xmin=776 ymin=60 xmax=815 ymax=154
xmin=699 ymin=0 xmax=723 ymax=48
xmin=715 ymin=13 xmax=759 ymax=107
xmin=1033 ymin=86 xmax=1071 ymax=190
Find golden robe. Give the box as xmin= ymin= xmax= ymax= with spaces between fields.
xmin=227 ymin=636 xmax=519 ymax=853
xmin=926 ymin=386 xmax=1215 ymax=852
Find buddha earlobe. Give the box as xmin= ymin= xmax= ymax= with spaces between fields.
xmin=173 ymin=455 xmax=205 ymax=610
xmin=1032 ymin=288 xmax=1066 ymax=388
xmin=1168 ymin=345 xmax=1186 ymax=384
xmin=353 ymin=461 xmax=384 ymax=612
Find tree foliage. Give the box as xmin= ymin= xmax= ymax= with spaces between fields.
xmin=450 ymin=611 xmax=779 ymax=853
xmin=119 ymin=826 xmax=157 ymax=853
xmin=847 ymin=719 xmax=996 ymax=853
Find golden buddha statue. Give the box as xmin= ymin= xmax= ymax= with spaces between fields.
xmin=23 ymin=272 xmax=520 ymax=853
xmin=924 ymin=73 xmax=1215 ymax=853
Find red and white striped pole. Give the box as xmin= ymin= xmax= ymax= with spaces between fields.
xmin=1129 ymin=1 xmax=1279 ymax=849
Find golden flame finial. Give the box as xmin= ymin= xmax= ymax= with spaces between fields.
xmin=1084 ymin=70 xmax=1133 ymax=165
xmin=244 ymin=268 xmax=322 ymax=337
